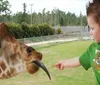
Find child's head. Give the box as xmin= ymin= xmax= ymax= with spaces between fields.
xmin=86 ymin=0 xmax=100 ymax=43
xmin=86 ymin=0 xmax=100 ymax=23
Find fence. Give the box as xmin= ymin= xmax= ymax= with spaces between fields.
xmin=18 ymin=32 xmax=91 ymax=46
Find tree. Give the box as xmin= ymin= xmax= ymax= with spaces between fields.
xmin=0 ymin=0 xmax=11 ymax=15
xmin=20 ymin=3 xmax=27 ymax=23
xmin=42 ymin=8 xmax=46 ymax=23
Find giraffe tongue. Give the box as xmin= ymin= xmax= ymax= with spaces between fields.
xmin=31 ymin=60 xmax=51 ymax=80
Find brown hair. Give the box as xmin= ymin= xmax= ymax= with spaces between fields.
xmin=86 ymin=0 xmax=100 ymax=23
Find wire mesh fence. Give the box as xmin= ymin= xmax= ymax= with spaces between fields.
xmin=17 ymin=32 xmax=91 ymax=46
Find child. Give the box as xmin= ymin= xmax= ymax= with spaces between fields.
xmin=53 ymin=0 xmax=100 ymax=85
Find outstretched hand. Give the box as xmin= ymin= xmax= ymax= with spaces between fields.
xmin=52 ymin=57 xmax=80 ymax=70
xmin=52 ymin=60 xmax=65 ymax=70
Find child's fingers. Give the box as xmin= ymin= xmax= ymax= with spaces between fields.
xmin=52 ymin=63 xmax=61 ymax=68
xmin=52 ymin=63 xmax=64 ymax=70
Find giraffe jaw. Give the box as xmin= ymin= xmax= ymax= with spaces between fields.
xmin=31 ymin=60 xmax=51 ymax=80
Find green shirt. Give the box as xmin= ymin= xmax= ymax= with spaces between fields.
xmin=79 ymin=42 xmax=100 ymax=85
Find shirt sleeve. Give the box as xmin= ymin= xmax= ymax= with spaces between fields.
xmin=79 ymin=45 xmax=92 ymax=70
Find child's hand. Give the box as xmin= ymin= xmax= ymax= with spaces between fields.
xmin=53 ymin=60 xmax=65 ymax=70
xmin=52 ymin=57 xmax=80 ymax=70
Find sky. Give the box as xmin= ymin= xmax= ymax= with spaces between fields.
xmin=8 ymin=0 xmax=92 ymax=16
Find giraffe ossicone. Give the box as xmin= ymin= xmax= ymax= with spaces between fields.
xmin=0 ymin=23 xmax=51 ymax=80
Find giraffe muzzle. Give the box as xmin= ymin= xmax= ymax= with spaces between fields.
xmin=31 ymin=60 xmax=51 ymax=80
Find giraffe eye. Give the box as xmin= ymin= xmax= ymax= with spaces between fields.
xmin=27 ymin=47 xmax=35 ymax=54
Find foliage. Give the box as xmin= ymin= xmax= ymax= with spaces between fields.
xmin=7 ymin=23 xmax=23 ymax=38
xmin=0 ymin=0 xmax=11 ymax=14
xmin=38 ymin=23 xmax=55 ymax=36
xmin=21 ymin=22 xmax=30 ymax=38
xmin=29 ymin=25 xmax=40 ymax=37
xmin=0 ymin=7 xmax=87 ymax=26
xmin=20 ymin=3 xmax=28 ymax=23
xmin=7 ymin=23 xmax=56 ymax=39
xmin=55 ymin=28 xmax=63 ymax=34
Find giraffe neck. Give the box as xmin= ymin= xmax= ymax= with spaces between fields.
xmin=0 ymin=53 xmax=25 ymax=79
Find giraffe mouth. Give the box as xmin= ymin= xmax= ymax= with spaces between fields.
xmin=31 ymin=60 xmax=51 ymax=80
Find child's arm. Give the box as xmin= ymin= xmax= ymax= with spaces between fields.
xmin=53 ymin=57 xmax=80 ymax=70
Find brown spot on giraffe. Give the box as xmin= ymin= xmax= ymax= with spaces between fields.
xmin=0 ymin=23 xmax=51 ymax=79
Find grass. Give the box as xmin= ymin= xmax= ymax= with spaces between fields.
xmin=0 ymin=40 xmax=96 ymax=85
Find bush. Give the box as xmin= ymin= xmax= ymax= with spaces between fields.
xmin=38 ymin=23 xmax=55 ymax=36
xmin=56 ymin=28 xmax=63 ymax=34
xmin=7 ymin=23 xmax=55 ymax=39
xmin=7 ymin=23 xmax=23 ymax=38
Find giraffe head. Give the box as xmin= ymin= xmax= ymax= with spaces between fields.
xmin=0 ymin=23 xmax=51 ymax=79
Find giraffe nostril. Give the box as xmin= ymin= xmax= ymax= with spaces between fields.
xmin=27 ymin=47 xmax=35 ymax=54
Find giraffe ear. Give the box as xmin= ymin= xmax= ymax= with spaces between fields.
xmin=0 ymin=23 xmax=9 ymax=41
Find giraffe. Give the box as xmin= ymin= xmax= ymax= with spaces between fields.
xmin=0 ymin=23 xmax=51 ymax=79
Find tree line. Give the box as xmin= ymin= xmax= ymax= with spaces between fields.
xmin=0 ymin=0 xmax=87 ymax=26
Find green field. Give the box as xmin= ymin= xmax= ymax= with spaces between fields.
xmin=0 ymin=40 xmax=96 ymax=85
